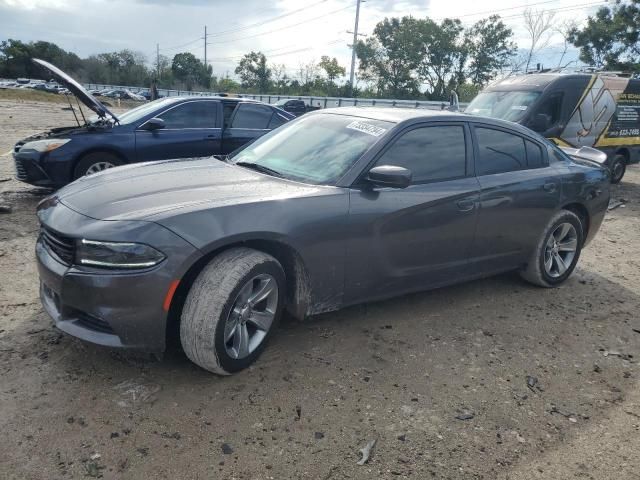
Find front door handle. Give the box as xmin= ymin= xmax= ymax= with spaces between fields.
xmin=543 ymin=182 xmax=557 ymax=193
xmin=456 ymin=199 xmax=475 ymax=212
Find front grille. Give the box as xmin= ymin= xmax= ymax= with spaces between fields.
xmin=75 ymin=312 xmax=115 ymax=334
xmin=41 ymin=226 xmax=75 ymax=265
xmin=14 ymin=157 xmax=27 ymax=181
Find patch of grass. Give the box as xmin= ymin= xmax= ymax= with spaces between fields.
xmin=0 ymin=88 xmax=143 ymax=109
xmin=0 ymin=88 xmax=70 ymax=104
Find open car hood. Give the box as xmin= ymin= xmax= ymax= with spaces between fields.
xmin=32 ymin=58 xmax=119 ymax=122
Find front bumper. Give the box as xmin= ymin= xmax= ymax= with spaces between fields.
xmin=13 ymin=151 xmax=56 ymax=187
xmin=36 ymin=203 xmax=201 ymax=352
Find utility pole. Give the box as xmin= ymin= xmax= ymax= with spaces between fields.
xmin=156 ymin=43 xmax=160 ymax=79
xmin=204 ymin=25 xmax=208 ymax=69
xmin=349 ymin=0 xmax=362 ymax=96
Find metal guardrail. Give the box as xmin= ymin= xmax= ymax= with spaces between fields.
xmin=83 ymin=83 xmax=468 ymax=110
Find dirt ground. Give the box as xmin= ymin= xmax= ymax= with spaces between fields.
xmin=1 ymin=99 xmax=639 ymax=480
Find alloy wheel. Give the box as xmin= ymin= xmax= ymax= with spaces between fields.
xmin=224 ymin=274 xmax=278 ymax=360
xmin=85 ymin=161 xmax=115 ymax=175
xmin=543 ymin=222 xmax=578 ymax=278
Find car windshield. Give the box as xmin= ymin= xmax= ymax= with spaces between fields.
xmin=466 ymin=91 xmax=541 ymax=122
xmin=116 ymin=98 xmax=177 ymax=125
xmin=230 ymin=113 xmax=393 ymax=185
xmin=274 ymin=99 xmax=288 ymax=106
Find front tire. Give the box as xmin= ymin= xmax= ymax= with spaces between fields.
xmin=609 ymin=154 xmax=626 ymax=184
xmin=520 ymin=210 xmax=583 ymax=288
xmin=74 ymin=152 xmax=123 ymax=179
xmin=180 ymin=248 xmax=285 ymax=375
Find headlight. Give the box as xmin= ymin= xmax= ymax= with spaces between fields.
xmin=76 ymin=239 xmax=165 ymax=269
xmin=23 ymin=138 xmax=71 ymax=153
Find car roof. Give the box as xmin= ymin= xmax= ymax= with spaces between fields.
xmin=315 ymin=106 xmax=545 ymax=140
xmin=317 ymin=106 xmax=466 ymax=123
xmin=168 ymin=96 xmax=258 ymax=104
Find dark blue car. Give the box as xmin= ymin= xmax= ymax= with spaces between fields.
xmin=13 ymin=59 xmax=294 ymax=188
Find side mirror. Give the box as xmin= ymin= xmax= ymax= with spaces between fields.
xmin=143 ymin=117 xmax=165 ymax=130
xmin=366 ymin=165 xmax=412 ymax=189
xmin=530 ymin=113 xmax=551 ymax=132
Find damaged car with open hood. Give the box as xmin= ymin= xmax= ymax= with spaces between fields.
xmin=13 ymin=59 xmax=294 ymax=188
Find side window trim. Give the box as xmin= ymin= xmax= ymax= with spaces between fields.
xmin=470 ymin=123 xmax=549 ymax=176
xmin=137 ymin=100 xmax=221 ymax=130
xmin=356 ymin=121 xmax=471 ymax=187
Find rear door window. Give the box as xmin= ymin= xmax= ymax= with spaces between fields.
xmin=231 ymin=104 xmax=274 ymax=129
xmin=375 ymin=125 xmax=467 ymax=183
xmin=158 ymin=101 xmax=219 ymax=129
xmin=475 ymin=127 xmax=526 ymax=175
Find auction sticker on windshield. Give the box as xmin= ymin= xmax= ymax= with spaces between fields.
xmin=346 ymin=121 xmax=387 ymax=137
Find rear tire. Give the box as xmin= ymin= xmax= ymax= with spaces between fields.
xmin=520 ymin=210 xmax=583 ymax=288
xmin=609 ymin=154 xmax=626 ymax=184
xmin=180 ymin=248 xmax=285 ymax=375
xmin=73 ymin=152 xmax=123 ymax=179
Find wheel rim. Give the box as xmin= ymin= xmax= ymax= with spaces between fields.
xmin=85 ymin=161 xmax=115 ymax=175
xmin=612 ymin=160 xmax=624 ymax=182
xmin=543 ymin=222 xmax=578 ymax=278
xmin=223 ymin=274 xmax=278 ymax=360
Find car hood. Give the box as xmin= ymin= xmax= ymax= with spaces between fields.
xmin=55 ymin=158 xmax=323 ymax=221
xmin=32 ymin=58 xmax=119 ymax=122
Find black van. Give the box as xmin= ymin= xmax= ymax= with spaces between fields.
xmin=466 ymin=73 xmax=640 ymax=183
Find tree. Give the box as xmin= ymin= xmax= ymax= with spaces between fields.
xmin=355 ymin=17 xmax=422 ymax=97
xmin=297 ymin=60 xmax=319 ymax=86
xmin=554 ymin=20 xmax=579 ymax=68
xmin=235 ymin=51 xmax=271 ymax=93
xmin=319 ymin=56 xmax=346 ymax=82
xmin=465 ymin=16 xmax=516 ymax=86
xmin=522 ymin=9 xmax=556 ymax=72
xmin=416 ymin=18 xmax=465 ymax=99
xmin=569 ymin=0 xmax=640 ymax=71
xmin=172 ymin=52 xmax=210 ymax=89
xmin=270 ymin=63 xmax=289 ymax=93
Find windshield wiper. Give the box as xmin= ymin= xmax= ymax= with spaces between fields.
xmin=235 ymin=161 xmax=283 ymax=178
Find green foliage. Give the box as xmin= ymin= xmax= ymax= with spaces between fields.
xmin=319 ymin=56 xmax=346 ymax=82
xmin=172 ymin=52 xmax=211 ymax=89
xmin=356 ymin=15 xmax=515 ymax=100
xmin=569 ymin=0 xmax=640 ymax=71
xmin=465 ymin=16 xmax=516 ymax=86
xmin=356 ymin=17 xmax=422 ymax=98
xmin=235 ymin=51 xmax=271 ymax=93
xmin=0 ymin=39 xmax=82 ymax=79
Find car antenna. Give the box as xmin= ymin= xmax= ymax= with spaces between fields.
xmin=64 ymin=92 xmax=81 ymax=127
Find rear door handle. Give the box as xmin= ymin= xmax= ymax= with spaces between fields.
xmin=543 ymin=182 xmax=557 ymax=193
xmin=456 ymin=199 xmax=475 ymax=212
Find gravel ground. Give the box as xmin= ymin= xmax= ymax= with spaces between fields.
xmin=0 ymin=99 xmax=639 ymax=480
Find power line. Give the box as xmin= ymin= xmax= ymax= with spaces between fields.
xmin=159 ymin=36 xmax=203 ymax=53
xmin=205 ymin=4 xmax=355 ymax=46
xmin=206 ymin=0 xmax=329 ymax=39
xmin=207 ymin=38 xmax=344 ymax=63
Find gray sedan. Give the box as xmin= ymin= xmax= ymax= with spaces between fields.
xmin=36 ymin=108 xmax=610 ymax=374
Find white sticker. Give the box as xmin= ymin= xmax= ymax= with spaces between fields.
xmin=346 ymin=120 xmax=387 ymax=137
xmin=511 ymin=105 xmax=528 ymax=110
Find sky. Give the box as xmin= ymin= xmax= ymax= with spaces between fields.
xmin=0 ymin=0 xmax=608 ymax=82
